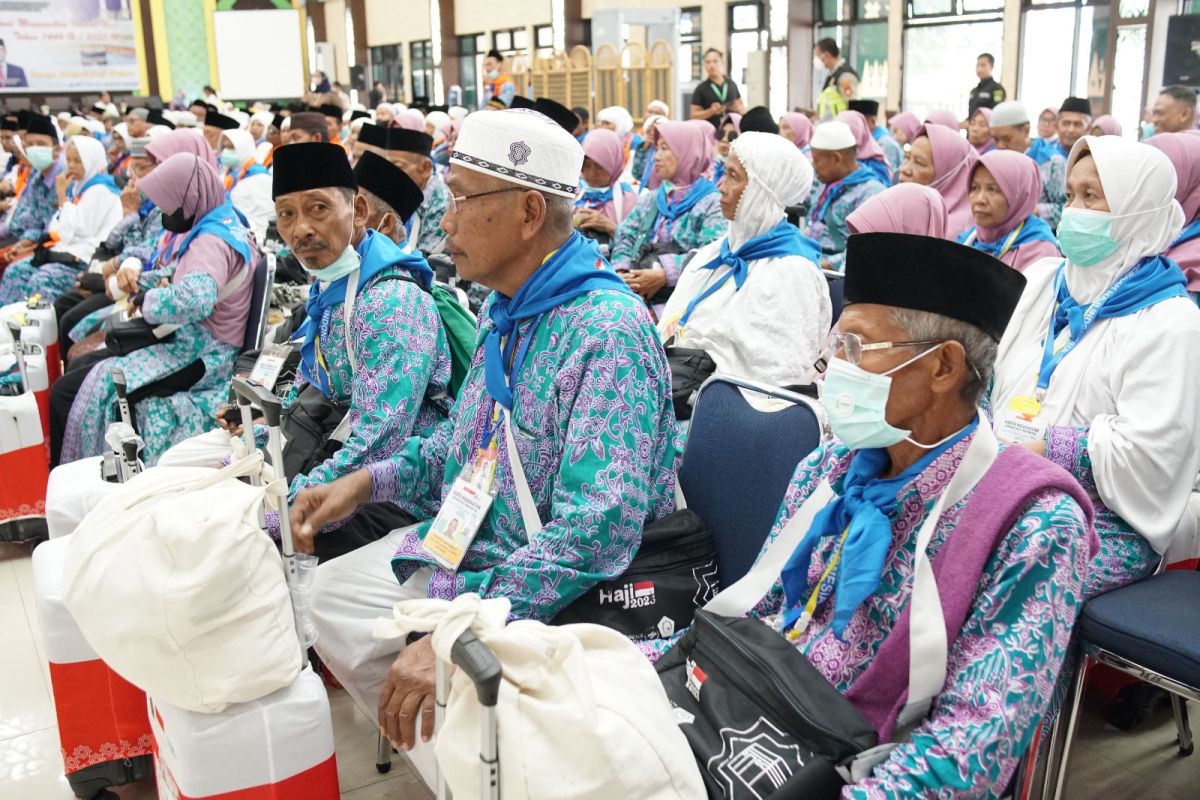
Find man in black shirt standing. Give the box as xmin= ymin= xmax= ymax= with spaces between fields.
xmin=690 ymin=48 xmax=746 ymax=128
xmin=968 ymin=53 xmax=1006 ymax=117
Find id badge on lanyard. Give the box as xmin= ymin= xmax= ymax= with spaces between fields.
xmin=421 ymin=402 xmax=502 ymax=571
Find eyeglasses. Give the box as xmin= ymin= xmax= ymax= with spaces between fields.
xmin=448 ymin=186 xmax=526 ymax=214
xmin=823 ymin=331 xmax=943 ymax=367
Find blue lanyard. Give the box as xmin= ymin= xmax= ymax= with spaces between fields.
xmin=498 ymin=317 xmax=542 ymax=407
xmin=1036 ymin=261 xmax=1138 ymax=399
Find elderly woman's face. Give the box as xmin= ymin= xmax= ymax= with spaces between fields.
xmin=899 ymin=136 xmax=936 ymax=186
xmin=967 ymin=113 xmax=991 ymax=147
xmin=249 ymin=120 xmax=265 ymax=140
xmin=654 ymin=138 xmax=679 ymax=181
xmin=1065 ymin=152 xmax=1110 ymax=212
xmin=969 ymin=165 xmax=1009 ymax=229
xmin=597 ymin=119 xmax=617 ymax=132
xmin=581 ymin=156 xmax=612 ymax=188
xmin=718 ymin=153 xmax=748 ymax=221
xmin=65 ymin=144 xmax=85 ymax=181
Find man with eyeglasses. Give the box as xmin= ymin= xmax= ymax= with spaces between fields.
xmin=294 ymin=108 xmax=678 ymax=767
xmin=702 ymin=232 xmax=1095 ymax=797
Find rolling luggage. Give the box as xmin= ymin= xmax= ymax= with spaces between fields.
xmin=148 ymin=378 xmax=339 ymax=799
xmin=1 ymin=294 xmax=61 ymax=384
xmin=32 ymin=536 xmax=155 ymax=799
xmin=0 ymin=320 xmax=49 ymax=543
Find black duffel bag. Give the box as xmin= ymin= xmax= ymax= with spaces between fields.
xmin=657 ymin=609 xmax=879 ymax=800
xmin=279 ymin=382 xmax=349 ymax=483
xmin=665 ymin=346 xmax=717 ymax=421
xmin=103 ymin=315 xmax=176 ymax=356
xmin=554 ymin=509 xmax=718 ymax=642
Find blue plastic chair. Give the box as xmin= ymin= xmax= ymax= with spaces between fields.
xmin=825 ymin=272 xmax=844 ymax=324
xmin=242 ymin=253 xmax=274 ymax=352
xmin=1045 ymin=565 xmax=1200 ymax=799
xmin=677 ymin=375 xmax=826 ymax=589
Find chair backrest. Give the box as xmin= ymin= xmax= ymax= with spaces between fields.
xmin=823 ymin=271 xmax=844 ymax=323
xmin=242 ymin=253 xmax=274 ymax=352
xmin=678 ymin=376 xmax=826 ymax=589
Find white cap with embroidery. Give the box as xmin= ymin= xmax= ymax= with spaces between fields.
xmin=990 ymin=101 xmax=1030 ymax=128
xmin=449 ymin=109 xmax=583 ymax=198
xmin=810 ymin=120 xmax=857 ymax=151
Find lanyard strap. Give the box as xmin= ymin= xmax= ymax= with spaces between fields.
xmin=996 ymin=219 xmax=1025 ymax=258
xmin=785 ymin=526 xmax=850 ymax=641
xmin=1036 ymin=261 xmax=1138 ymax=399
xmin=710 ymin=80 xmax=728 ymax=104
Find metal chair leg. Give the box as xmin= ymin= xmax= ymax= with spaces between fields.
xmin=1171 ymin=695 xmax=1194 ymax=756
xmin=376 ymin=731 xmax=393 ymax=774
xmin=1049 ymin=655 xmax=1091 ymax=800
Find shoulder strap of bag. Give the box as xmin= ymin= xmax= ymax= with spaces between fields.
xmin=341 ymin=267 xmax=362 ymax=376
xmin=147 ymin=259 xmax=253 ymax=340
xmin=503 ymin=408 xmax=543 ymax=540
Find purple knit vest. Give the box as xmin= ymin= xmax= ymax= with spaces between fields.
xmin=843 ymin=445 xmax=1098 ymax=740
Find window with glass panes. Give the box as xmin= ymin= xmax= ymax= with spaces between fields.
xmin=369 ymin=45 xmax=404 ymax=104
xmin=458 ymin=34 xmax=486 ymax=109
xmin=727 ymin=2 xmax=767 ymax=102
xmin=535 ymin=25 xmax=554 ymax=59
xmin=902 ymin=0 xmax=1005 ymax=121
xmin=680 ymin=8 xmax=703 ymax=82
xmin=493 ymin=27 xmax=530 ymax=58
xmin=815 ymin=0 xmax=890 ymax=104
xmin=410 ymin=40 xmax=435 ymax=105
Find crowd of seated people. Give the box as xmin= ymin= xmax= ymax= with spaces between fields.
xmin=9 ymin=73 xmax=1200 ymax=799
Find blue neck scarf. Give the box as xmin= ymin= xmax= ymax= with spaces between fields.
xmin=138 ymin=198 xmax=155 ymax=219
xmin=639 ymin=146 xmax=657 ymax=187
xmin=655 ymin=177 xmax=717 ymax=222
xmin=1054 ymin=139 xmax=1071 ymax=160
xmin=1052 ymin=254 xmax=1188 ymax=341
xmin=780 ymin=418 xmax=978 ymax=637
xmin=575 ymin=182 xmax=631 ymax=209
xmin=1173 ymin=218 xmax=1200 ymax=248
xmin=67 ymin=172 xmax=120 ymax=201
xmin=176 ymin=199 xmax=255 ymax=267
xmin=812 ymin=167 xmax=878 ymax=223
xmin=485 ymin=231 xmax=633 ymax=409
xmin=713 ymin=160 xmax=726 ymax=185
xmin=1026 ymin=138 xmax=1055 ymax=166
xmin=295 ymin=229 xmax=434 ymax=396
xmin=870 ymin=127 xmax=886 ymax=142
xmin=680 ymin=221 xmax=822 ymax=326
xmin=957 ymin=213 xmax=1058 ymax=259
xmin=229 ymin=161 xmax=269 ymax=190
xmin=858 ymin=158 xmax=891 ymax=187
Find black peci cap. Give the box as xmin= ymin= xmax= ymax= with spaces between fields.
xmin=385 ymin=127 xmax=433 ymax=157
xmin=272 ymin=142 xmax=355 ymax=199
xmin=354 ymin=150 xmax=424 ymax=223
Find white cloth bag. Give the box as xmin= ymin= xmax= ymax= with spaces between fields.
xmin=375 ymin=594 xmax=706 ymax=800
xmin=62 ymin=450 xmax=301 ymax=713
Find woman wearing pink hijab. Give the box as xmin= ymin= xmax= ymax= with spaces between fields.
xmin=898 ymin=123 xmax=979 ymax=236
xmin=55 ymin=152 xmax=259 ymax=465
xmin=1090 ymin=115 xmax=1123 ymax=137
xmin=967 ymin=107 xmax=996 ymax=154
xmin=779 ymin=112 xmax=813 ymax=152
xmin=925 ymin=109 xmax=961 ymax=130
xmin=145 ymin=129 xmax=218 ymax=169
xmin=610 ymin=120 xmax=727 ymax=309
xmin=1147 ymin=131 xmax=1200 ymax=298
xmin=956 ymin=150 xmax=1060 ymax=271
xmin=846 ymin=183 xmax=949 ymax=238
xmin=575 ymin=128 xmax=638 ymax=243
xmin=887 ymin=111 xmax=921 ymax=147
xmin=837 ymin=109 xmax=891 ymax=184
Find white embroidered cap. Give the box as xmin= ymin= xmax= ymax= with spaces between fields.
xmin=450 ymin=109 xmax=583 ymax=198
xmin=990 ymin=101 xmax=1030 ymax=129
xmin=810 ymin=120 xmax=857 ymax=151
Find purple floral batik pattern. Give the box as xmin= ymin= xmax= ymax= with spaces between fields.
xmin=1045 ymin=424 xmax=1157 ymax=598
xmin=368 ymin=288 xmax=679 ymax=622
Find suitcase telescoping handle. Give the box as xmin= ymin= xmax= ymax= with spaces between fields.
xmin=435 ymin=629 xmax=502 ymax=800
xmin=5 ymin=321 xmax=30 ymax=394
xmin=229 ymin=377 xmax=309 ymax=668
xmin=110 ymin=365 xmax=135 ymax=430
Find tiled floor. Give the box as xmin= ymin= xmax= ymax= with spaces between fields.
xmin=1 ymin=537 xmax=1195 ymax=799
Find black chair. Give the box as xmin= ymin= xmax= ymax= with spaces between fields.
xmin=677 ymin=375 xmax=827 ymax=588
xmin=1044 ymin=564 xmax=1200 ymax=799
xmin=822 ymin=268 xmax=844 ymax=324
xmin=242 ymin=253 xmax=274 ymax=353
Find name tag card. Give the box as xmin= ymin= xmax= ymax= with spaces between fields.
xmin=421 ymin=477 xmax=495 ymax=571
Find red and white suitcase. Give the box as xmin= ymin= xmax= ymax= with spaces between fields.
xmin=1 ymin=321 xmax=50 ymax=542
xmin=148 ymin=378 xmax=339 ymax=800
xmin=32 ymin=535 xmax=155 ymax=798
xmin=1 ymin=295 xmax=61 ymax=385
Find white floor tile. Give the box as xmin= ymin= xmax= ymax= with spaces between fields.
xmin=0 ymin=727 xmax=75 ymax=799
xmin=0 ymin=626 xmax=56 ymax=741
xmin=0 ymin=558 xmax=26 ymax=635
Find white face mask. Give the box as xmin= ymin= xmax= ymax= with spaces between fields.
xmin=818 ymin=346 xmax=957 ymax=450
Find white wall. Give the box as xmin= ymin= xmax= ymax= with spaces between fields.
xmin=456 ymin=0 xmax=550 ymax=35
xmin=581 ymin=0 xmax=727 ymax=53
xmin=366 ymin=0 xmax=431 ymax=46
xmin=322 ymin=0 xmax=350 ymax=84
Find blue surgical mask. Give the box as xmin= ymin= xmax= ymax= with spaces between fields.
xmin=303 ymin=245 xmax=361 ymax=283
xmin=487 ymin=69 xmax=500 ymax=80
xmin=818 ymin=347 xmax=942 ymax=450
xmin=1141 ymin=122 xmax=1156 ymax=140
xmin=340 ymin=126 xmax=350 ymax=142
xmin=1057 ymin=207 xmax=1121 ymax=267
xmin=27 ymin=145 xmax=54 ymax=172
xmin=219 ymin=148 xmax=240 ymax=169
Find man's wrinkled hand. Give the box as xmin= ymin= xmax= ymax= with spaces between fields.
xmin=378 ymin=637 xmax=437 ymax=751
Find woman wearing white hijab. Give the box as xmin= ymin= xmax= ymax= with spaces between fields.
xmin=991 ymin=135 xmax=1200 ymax=594
xmin=658 ymin=132 xmax=831 ymax=392
xmin=0 ymin=135 xmax=123 ymax=304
